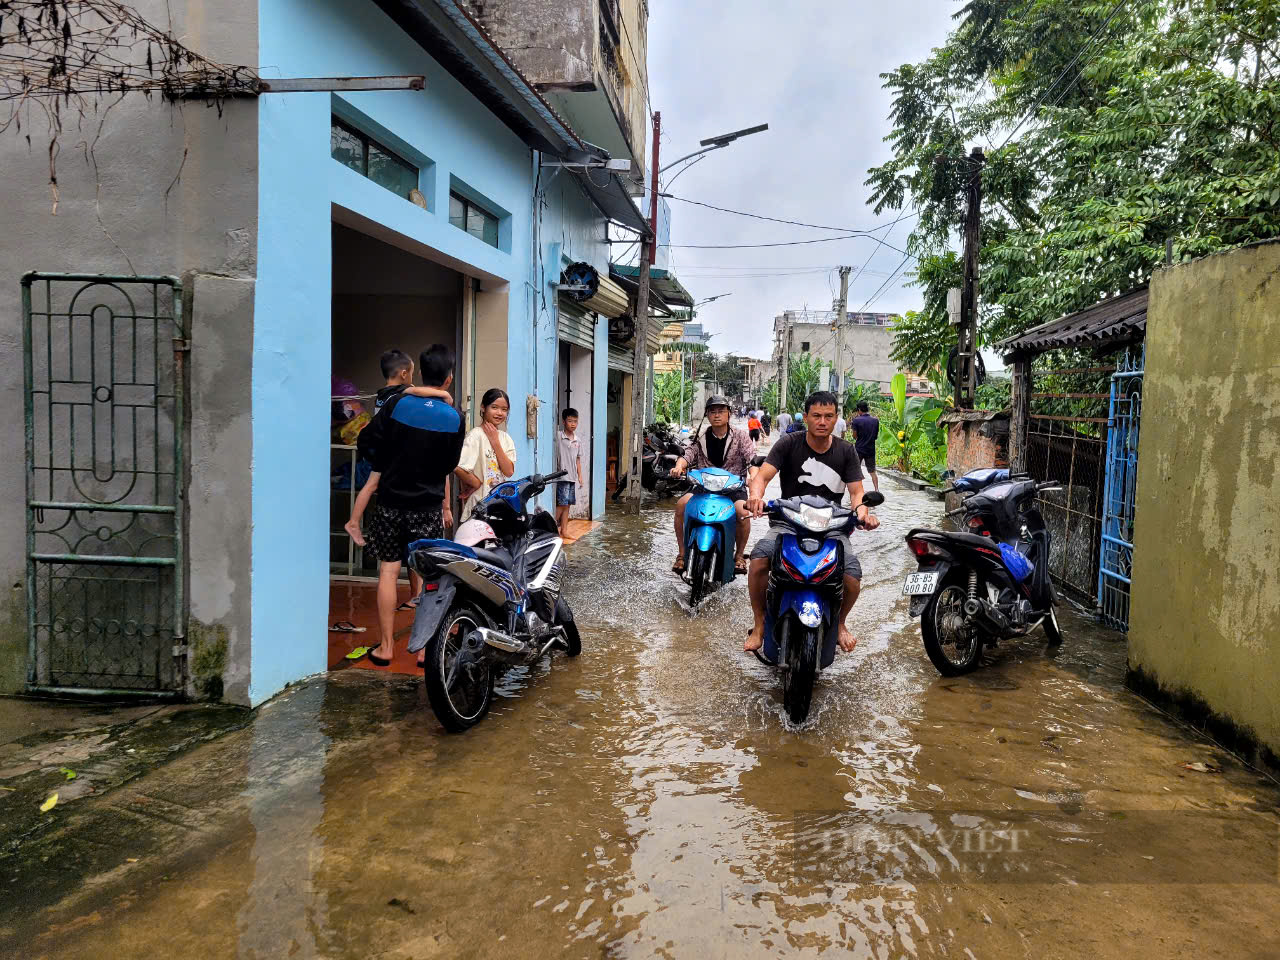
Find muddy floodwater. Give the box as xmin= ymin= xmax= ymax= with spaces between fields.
xmin=7 ymin=482 xmax=1280 ymax=959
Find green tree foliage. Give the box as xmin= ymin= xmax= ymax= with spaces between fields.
xmin=786 ymin=353 xmax=826 ymax=412
xmin=653 ymin=371 xmax=695 ymax=424
xmin=760 ymin=380 xmax=780 ymax=417
xmin=689 ymin=351 xmax=748 ymax=400
xmin=868 ymin=0 xmax=1280 ymax=369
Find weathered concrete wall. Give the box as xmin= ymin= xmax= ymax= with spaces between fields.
xmin=187 ymin=274 xmax=256 ymax=705
xmin=0 ymin=0 xmax=257 ymax=698
xmin=1128 ymin=240 xmax=1280 ymax=756
xmin=464 ymin=0 xmax=648 ymax=175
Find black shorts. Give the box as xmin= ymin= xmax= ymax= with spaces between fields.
xmin=367 ymin=504 xmax=443 ymax=564
xmin=856 ymin=448 xmax=876 ymax=473
xmin=749 ymin=429 xmax=761 ymax=441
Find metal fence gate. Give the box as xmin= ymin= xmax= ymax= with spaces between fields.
xmin=1025 ymin=362 xmax=1111 ymax=598
xmin=1097 ymin=346 xmax=1144 ymax=630
xmin=22 ymin=274 xmax=186 ymax=695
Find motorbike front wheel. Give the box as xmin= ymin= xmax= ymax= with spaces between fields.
xmin=779 ymin=616 xmax=819 ymax=724
xmin=424 ymin=603 xmax=496 ymax=733
xmin=1043 ymin=606 xmax=1064 ymax=646
xmin=921 ymin=576 xmax=984 ymax=676
xmin=556 ymin=596 xmax=582 ymax=657
xmin=688 ymin=548 xmax=714 ymax=606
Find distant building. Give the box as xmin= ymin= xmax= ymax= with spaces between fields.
xmin=770 ymin=309 xmax=929 ymax=393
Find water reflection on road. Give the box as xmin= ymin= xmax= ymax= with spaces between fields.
xmin=12 ymin=482 xmax=1280 ymax=959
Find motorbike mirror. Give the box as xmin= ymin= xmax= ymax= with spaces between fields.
xmin=860 ymin=492 xmax=885 ymax=508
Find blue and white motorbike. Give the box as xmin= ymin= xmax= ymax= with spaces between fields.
xmin=406 ymin=469 xmax=580 ymax=732
xmin=752 ymin=491 xmax=884 ymax=723
xmin=682 ymin=466 xmax=745 ymax=606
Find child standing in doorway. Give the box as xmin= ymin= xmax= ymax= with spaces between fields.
xmin=554 ymin=407 xmax=583 ymax=539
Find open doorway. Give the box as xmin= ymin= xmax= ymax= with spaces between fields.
xmin=557 ymin=340 xmax=593 ymax=519
xmin=328 ymin=222 xmax=463 ymax=671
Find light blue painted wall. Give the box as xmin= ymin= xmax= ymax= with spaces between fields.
xmin=253 ymin=0 xmax=540 ymax=703
xmin=536 ymin=166 xmax=612 ymax=520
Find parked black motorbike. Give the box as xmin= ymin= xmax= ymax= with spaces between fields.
xmin=612 ymin=422 xmax=691 ymax=501
xmin=903 ymin=468 xmax=1064 ymax=676
xmin=407 ymin=470 xmax=580 ymax=732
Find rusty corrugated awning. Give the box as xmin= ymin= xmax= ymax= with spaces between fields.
xmin=998 ymin=288 xmax=1148 ymax=359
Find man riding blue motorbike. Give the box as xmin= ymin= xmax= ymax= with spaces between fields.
xmin=745 ymin=390 xmax=880 ymax=656
xmin=668 ymin=395 xmax=757 ymax=579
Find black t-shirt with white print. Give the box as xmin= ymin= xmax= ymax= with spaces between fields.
xmin=764 ymin=431 xmax=863 ymax=504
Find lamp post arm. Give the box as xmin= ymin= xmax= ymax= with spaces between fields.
xmin=659 ymin=143 xmax=726 ymax=176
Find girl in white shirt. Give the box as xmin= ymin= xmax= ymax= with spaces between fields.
xmin=454 ymin=388 xmax=518 ymax=521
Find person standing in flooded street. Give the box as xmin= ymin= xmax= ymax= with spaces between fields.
xmin=745 ymin=390 xmax=879 ymax=654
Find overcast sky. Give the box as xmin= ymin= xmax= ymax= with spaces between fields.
xmin=645 ymin=0 xmax=958 ymax=361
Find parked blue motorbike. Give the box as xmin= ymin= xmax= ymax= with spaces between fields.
xmin=406 ymin=469 xmax=580 ymax=732
xmin=752 ymin=490 xmax=885 ymax=723
xmin=682 ymin=467 xmax=744 ymax=606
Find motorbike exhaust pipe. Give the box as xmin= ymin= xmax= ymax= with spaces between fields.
xmin=964 ymin=598 xmax=1012 ymax=634
xmin=476 ymin=627 xmax=529 ymax=657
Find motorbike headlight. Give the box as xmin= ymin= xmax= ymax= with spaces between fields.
xmin=783 ymin=504 xmax=834 ymax=532
xmin=700 ymin=473 xmax=729 ymax=492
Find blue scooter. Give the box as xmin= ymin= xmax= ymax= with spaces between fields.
xmin=752 ymin=490 xmax=885 ymax=723
xmin=682 ymin=467 xmax=744 ymax=606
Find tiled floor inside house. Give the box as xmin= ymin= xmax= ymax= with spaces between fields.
xmin=327 ymin=519 xmax=601 ymax=676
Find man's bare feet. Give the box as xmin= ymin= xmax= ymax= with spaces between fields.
xmin=837 ymin=624 xmax=858 ymax=653
xmin=344 ymin=518 xmax=366 ymax=547
xmin=744 ymin=624 xmax=764 ymax=652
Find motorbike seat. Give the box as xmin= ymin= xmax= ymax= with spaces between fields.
xmin=471 ymin=546 xmax=513 ymax=570
xmin=909 ymin=527 xmax=998 ymax=551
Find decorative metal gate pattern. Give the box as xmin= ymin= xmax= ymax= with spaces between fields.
xmin=22 ymin=274 xmax=186 ymax=695
xmin=1097 ymin=346 xmax=1144 ymax=630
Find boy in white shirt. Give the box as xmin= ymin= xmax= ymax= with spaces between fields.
xmin=554 ymin=408 xmax=584 ymax=538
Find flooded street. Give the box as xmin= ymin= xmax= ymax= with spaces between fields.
xmin=7 ymin=482 xmax=1280 ymax=959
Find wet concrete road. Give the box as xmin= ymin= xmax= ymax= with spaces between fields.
xmin=6 ymin=483 xmax=1280 ymax=959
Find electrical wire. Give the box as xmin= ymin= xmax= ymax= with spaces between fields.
xmin=664 ymin=235 xmax=922 ymax=257
xmin=661 ymin=193 xmax=918 ymax=235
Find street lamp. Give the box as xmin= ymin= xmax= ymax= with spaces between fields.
xmin=660 ymin=123 xmax=769 ymax=177
xmin=649 ymin=123 xmax=769 ymax=264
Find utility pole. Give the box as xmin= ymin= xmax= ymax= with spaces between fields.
xmin=625 ymin=111 xmax=661 ymax=513
xmin=956 ymin=146 xmax=984 ymax=410
xmin=832 ymin=265 xmax=850 ymax=397
xmin=778 ymin=313 xmax=791 ymax=415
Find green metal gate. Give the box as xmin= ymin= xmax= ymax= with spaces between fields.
xmin=22 ymin=273 xmax=187 ymax=696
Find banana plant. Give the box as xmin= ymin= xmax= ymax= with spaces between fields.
xmin=881 ymin=373 xmax=944 ymax=473
xmin=842 ymin=380 xmax=881 ymax=419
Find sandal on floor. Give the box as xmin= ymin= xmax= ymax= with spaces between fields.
xmin=367 ymin=647 xmax=391 ymax=667
xmin=396 ymin=598 xmax=419 ymax=612
xmin=330 ymin=620 xmax=366 ymax=633
xmin=671 ymin=557 xmax=686 ymax=574
xmin=734 ymin=558 xmax=748 ymax=575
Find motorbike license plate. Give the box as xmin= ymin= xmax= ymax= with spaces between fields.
xmin=902 ymin=571 xmax=941 ymax=596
